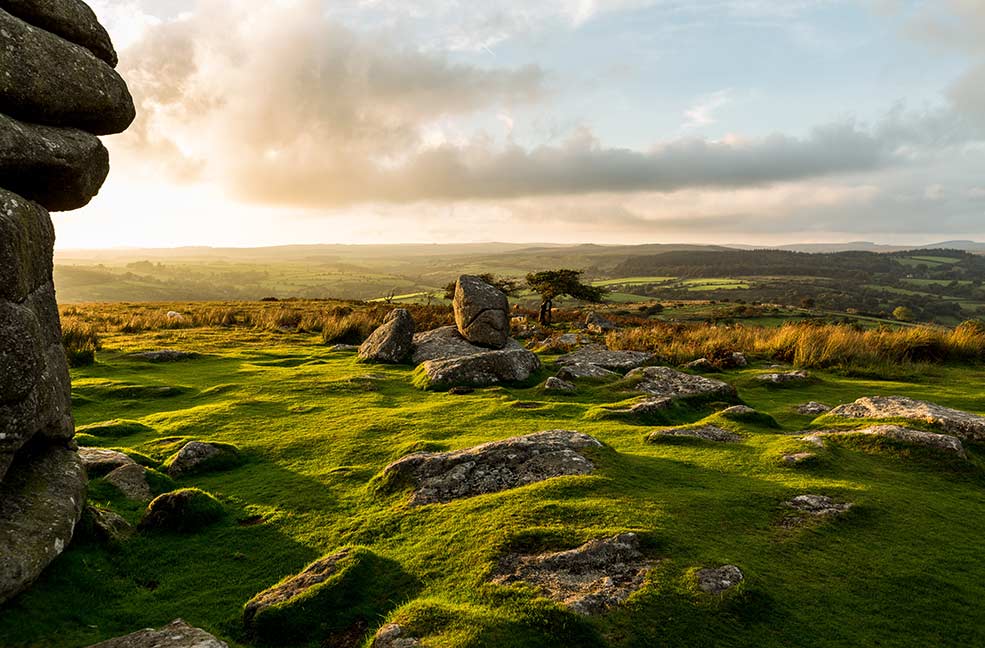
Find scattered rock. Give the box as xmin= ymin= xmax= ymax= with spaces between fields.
xmin=730 ymin=352 xmax=749 ymax=368
xmin=359 ymin=309 xmax=415 ymax=364
xmin=556 ymin=345 xmax=653 ymax=373
xmin=79 ymin=447 xmax=135 ymax=476
xmin=756 ymin=370 xmax=811 ymax=385
xmin=696 ymin=565 xmax=744 ymax=594
xmin=796 ymin=401 xmax=831 ymax=416
xmin=79 ymin=505 xmax=134 ymax=544
xmin=139 ymin=488 xmax=224 ymax=533
xmin=803 ymin=425 xmax=966 ymax=457
xmin=544 ymin=377 xmax=576 ymax=393
xmin=684 ymin=358 xmax=716 ymax=372
xmin=380 ymin=430 xmax=601 ymax=505
xmin=555 ymin=363 xmax=620 ymax=382
xmin=720 ymin=405 xmax=756 ymax=417
xmin=85 ymin=619 xmax=228 ymax=648
xmin=372 ymin=623 xmax=421 ymax=648
xmin=166 ymin=441 xmax=240 ymax=478
xmin=585 ymin=312 xmax=619 ymax=334
xmin=0 ymin=443 xmax=85 ymax=604
xmin=785 ymin=494 xmax=852 ymax=517
xmin=453 ymin=275 xmax=510 ymax=349
xmin=104 ymin=463 xmax=151 ymax=501
xmin=491 ymin=533 xmax=652 ymax=615
xmin=824 ymin=396 xmax=985 ymax=441
xmin=415 ymin=347 xmax=540 ymax=390
xmin=130 ymin=350 xmax=199 ymax=363
xmin=627 ymin=366 xmax=738 ymax=403
xmin=647 ymin=425 xmax=742 ymax=443
xmin=780 ymin=452 xmax=817 ymax=466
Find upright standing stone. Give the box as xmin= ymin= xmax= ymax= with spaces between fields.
xmin=453 ymin=275 xmax=510 ymax=349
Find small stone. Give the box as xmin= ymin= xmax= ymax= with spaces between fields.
xmin=756 ymin=370 xmax=811 ymax=385
xmin=720 ymin=405 xmax=756 ymax=416
xmin=85 ymin=619 xmax=228 ymax=648
xmin=372 ymin=623 xmax=421 ymax=648
xmin=130 ymin=350 xmax=199 ymax=363
xmin=79 ymin=447 xmax=135 ymax=476
xmin=556 ymin=363 xmax=620 ymax=382
xmin=796 ymin=401 xmax=831 ymax=416
xmin=166 ymin=441 xmax=240 ymax=478
xmin=684 ymin=358 xmax=716 ymax=372
xmin=647 ymin=425 xmax=742 ymax=443
xmin=697 ymin=565 xmax=743 ymax=594
xmin=104 ymin=463 xmax=151 ymax=501
xmin=544 ymin=377 xmax=576 ymax=393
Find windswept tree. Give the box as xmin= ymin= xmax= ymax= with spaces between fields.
xmin=526 ymin=269 xmax=606 ymax=325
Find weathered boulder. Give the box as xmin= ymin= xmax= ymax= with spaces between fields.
xmin=139 ymin=488 xmax=224 ymax=533
xmin=803 ymin=425 xmax=966 ymax=457
xmin=0 ymin=189 xmax=54 ymax=303
xmin=544 ymin=376 xmax=576 ymax=393
xmin=556 ymin=362 xmax=619 ymax=382
xmin=823 ymin=396 xmax=985 ymax=441
xmin=359 ymin=308 xmax=415 ymax=364
xmin=0 ymin=0 xmax=118 ymax=66
xmin=380 ymin=430 xmax=602 ymax=505
xmin=0 ymin=443 xmax=85 ymax=604
xmin=785 ymin=494 xmax=852 ymax=518
xmin=453 ymin=275 xmax=510 ymax=348
xmin=585 ymin=312 xmax=618 ymax=334
xmin=684 ymin=358 xmax=716 ymax=372
xmin=372 ymin=624 xmax=421 ymax=648
xmin=129 ymin=350 xmax=200 ymax=363
xmin=491 ymin=533 xmax=653 ymax=615
xmin=756 ymin=370 xmax=811 ymax=385
xmin=79 ymin=505 xmax=134 ymax=545
xmin=86 ymin=620 xmax=229 ymax=648
xmin=0 ymin=8 xmax=134 ymax=134
xmin=0 ymin=113 xmax=109 ymax=210
xmin=796 ymin=401 xmax=831 ymax=416
xmin=627 ymin=366 xmax=738 ymax=403
xmin=412 ymin=325 xmax=491 ymax=364
xmin=79 ymin=447 xmax=135 ymax=476
xmin=415 ymin=347 xmax=540 ymax=390
xmin=166 ymin=441 xmax=241 ymax=477
xmin=105 ymin=463 xmax=151 ymax=501
xmin=647 ymin=425 xmax=742 ymax=444
xmin=557 ymin=345 xmax=653 ymax=373
xmin=696 ymin=565 xmax=743 ymax=594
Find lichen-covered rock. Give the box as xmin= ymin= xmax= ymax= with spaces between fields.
xmin=86 ymin=619 xmax=229 ymax=648
xmin=696 ymin=565 xmax=743 ymax=594
xmin=627 ymin=366 xmax=738 ymax=403
xmin=380 ymin=430 xmax=602 ymax=505
xmin=415 ymin=347 xmax=540 ymax=390
xmin=0 ymin=0 xmax=118 ymax=66
xmin=0 ymin=8 xmax=134 ymax=134
xmin=803 ymin=425 xmax=966 ymax=457
xmin=0 ymin=112 xmax=109 ymax=210
xmin=140 ymin=488 xmax=224 ymax=533
xmin=647 ymin=425 xmax=742 ymax=443
xmin=79 ymin=447 xmax=135 ymax=476
xmin=129 ymin=350 xmax=200 ymax=363
xmin=453 ymin=275 xmax=510 ymax=349
xmin=544 ymin=377 xmax=576 ymax=393
xmin=491 ymin=533 xmax=653 ymax=615
xmin=684 ymin=357 xmax=716 ymax=372
xmin=166 ymin=441 xmax=241 ymax=477
xmin=785 ymin=494 xmax=852 ymax=517
xmin=411 ymin=325 xmax=493 ymax=364
xmin=0 ymin=443 xmax=85 ymax=604
xmin=0 ymin=189 xmax=54 ymax=303
xmin=823 ymin=396 xmax=985 ymax=441
xmin=756 ymin=370 xmax=811 ymax=385
xmin=556 ymin=345 xmax=653 ymax=373
xmin=585 ymin=312 xmax=618 ymax=334
xmin=556 ymin=362 xmax=620 ymax=381
xmin=796 ymin=401 xmax=831 ymax=416
xmin=372 ymin=623 xmax=421 ymax=648
xmin=359 ymin=309 xmax=415 ymax=364
xmin=79 ymin=505 xmax=134 ymax=545
xmin=104 ymin=463 xmax=151 ymax=501
xmin=780 ymin=452 xmax=817 ymax=466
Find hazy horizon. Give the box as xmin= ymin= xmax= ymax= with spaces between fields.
xmin=62 ymin=0 xmax=985 ymax=249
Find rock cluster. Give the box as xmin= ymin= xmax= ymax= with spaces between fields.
xmin=557 ymin=345 xmax=653 ymax=373
xmin=629 ymin=366 xmax=738 ymax=402
xmin=380 ymin=430 xmax=602 ymax=505
xmin=823 ymin=396 xmax=985 ymax=441
xmin=756 ymin=370 xmax=811 ymax=385
xmin=0 ymin=0 xmax=133 ymax=603
xmin=491 ymin=533 xmax=653 ymax=615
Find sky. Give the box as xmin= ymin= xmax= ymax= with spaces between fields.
xmin=54 ymin=0 xmax=985 ymax=249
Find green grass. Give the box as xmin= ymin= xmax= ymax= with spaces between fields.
xmin=591 ymin=277 xmax=676 ymax=287
xmin=3 ymin=328 xmax=985 ymax=647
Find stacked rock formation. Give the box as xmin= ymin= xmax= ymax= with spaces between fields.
xmin=0 ymin=0 xmax=134 ymax=603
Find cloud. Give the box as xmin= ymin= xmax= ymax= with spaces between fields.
xmin=682 ymin=90 xmax=732 ymax=130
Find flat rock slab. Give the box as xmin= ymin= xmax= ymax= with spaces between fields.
xmin=79 ymin=447 xmax=135 ymax=476
xmin=803 ymin=425 xmax=966 ymax=457
xmin=556 ymin=363 xmax=620 ymax=381
xmin=756 ymin=370 xmax=811 ymax=385
xmin=697 ymin=565 xmax=743 ymax=594
xmin=412 ymin=326 xmax=518 ymax=364
xmin=491 ymin=533 xmax=652 ymax=615
xmin=0 ymin=444 xmax=86 ymax=604
xmin=86 ymin=619 xmax=228 ymax=648
xmin=786 ymin=494 xmax=852 ymax=517
xmin=359 ymin=308 xmax=415 ymax=364
xmin=647 ymin=425 xmax=742 ymax=443
xmin=627 ymin=366 xmax=738 ymax=402
xmin=416 ymin=347 xmax=540 ymax=390
xmin=130 ymin=350 xmax=199 ymax=363
xmin=556 ymin=346 xmax=653 ymax=373
xmin=824 ymin=396 xmax=985 ymax=441
xmin=380 ymin=430 xmax=602 ymax=505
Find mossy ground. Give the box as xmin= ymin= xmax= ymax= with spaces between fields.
xmin=3 ymin=328 xmax=985 ymax=647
